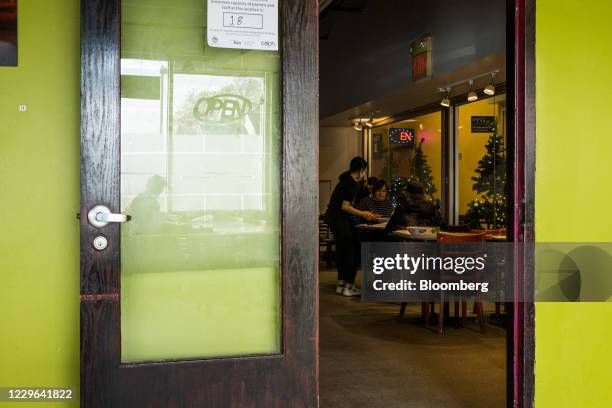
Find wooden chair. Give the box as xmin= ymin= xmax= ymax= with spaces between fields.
xmin=470 ymin=228 xmax=507 ymax=318
xmin=441 ymin=224 xmax=471 ymax=233
xmin=427 ymin=232 xmax=487 ymax=334
xmin=470 ymin=228 xmax=506 ymax=237
xmin=318 ymin=216 xmax=335 ymax=268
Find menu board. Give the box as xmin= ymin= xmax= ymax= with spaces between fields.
xmin=471 ymin=116 xmax=496 ymax=133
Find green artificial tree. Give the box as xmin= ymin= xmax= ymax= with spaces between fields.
xmin=387 ymin=137 xmax=438 ymax=207
xmin=408 ymin=138 xmax=438 ymax=201
xmin=464 ymin=132 xmax=507 ymax=229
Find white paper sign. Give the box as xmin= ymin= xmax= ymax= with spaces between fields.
xmin=207 ymin=0 xmax=278 ymax=51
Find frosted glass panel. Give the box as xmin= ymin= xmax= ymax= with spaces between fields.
xmin=120 ymin=0 xmax=281 ymax=362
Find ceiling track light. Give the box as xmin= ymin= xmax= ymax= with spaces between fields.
xmin=351 ymin=110 xmax=379 ymax=131
xmin=440 ymin=87 xmax=451 ymax=107
xmin=484 ymin=72 xmax=496 ymax=96
xmin=438 ymin=69 xmax=499 ymax=105
xmin=467 ymin=80 xmax=478 ymax=102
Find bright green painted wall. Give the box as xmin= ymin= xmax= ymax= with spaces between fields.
xmin=0 ymin=0 xmax=80 ymax=407
xmin=535 ymin=1 xmax=612 ymax=407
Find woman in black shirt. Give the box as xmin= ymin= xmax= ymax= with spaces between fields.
xmin=324 ymin=157 xmax=377 ymax=296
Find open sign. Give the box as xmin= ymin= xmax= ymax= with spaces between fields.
xmin=193 ymin=94 xmax=253 ymax=124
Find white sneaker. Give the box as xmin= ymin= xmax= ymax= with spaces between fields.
xmin=342 ymin=286 xmax=361 ymax=297
xmin=335 ymin=284 xmax=345 ymax=294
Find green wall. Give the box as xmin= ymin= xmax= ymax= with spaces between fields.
xmin=2 ymin=0 xmax=612 ymax=407
xmin=0 ymin=0 xmax=80 ymax=407
xmin=535 ymin=0 xmax=612 ymax=406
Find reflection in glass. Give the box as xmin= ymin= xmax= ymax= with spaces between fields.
xmin=119 ymin=0 xmax=281 ymax=362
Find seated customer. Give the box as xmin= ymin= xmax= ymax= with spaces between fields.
xmin=385 ymin=180 xmax=441 ymax=231
xmin=357 ymin=179 xmax=394 ymax=221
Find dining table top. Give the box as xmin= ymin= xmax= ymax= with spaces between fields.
xmin=356 ymin=222 xmax=507 ymax=242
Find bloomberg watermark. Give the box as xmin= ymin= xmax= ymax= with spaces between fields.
xmin=361 ymin=242 xmax=612 ymax=302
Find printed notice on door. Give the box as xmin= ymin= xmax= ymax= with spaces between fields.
xmin=207 ymin=0 xmax=278 ymax=51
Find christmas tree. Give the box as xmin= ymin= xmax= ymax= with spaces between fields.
xmin=464 ymin=132 xmax=507 ymax=228
xmin=387 ymin=137 xmax=438 ymax=205
xmin=409 ymin=138 xmax=438 ymax=201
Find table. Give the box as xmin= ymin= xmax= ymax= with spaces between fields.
xmin=388 ymin=230 xmax=509 ymax=326
xmin=389 ymin=229 xmax=436 ymax=241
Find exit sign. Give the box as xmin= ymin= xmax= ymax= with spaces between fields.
xmin=412 ymin=53 xmax=428 ymax=81
xmin=410 ymin=36 xmax=432 ymax=82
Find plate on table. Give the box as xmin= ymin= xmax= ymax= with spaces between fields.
xmin=406 ymin=226 xmax=438 ymax=240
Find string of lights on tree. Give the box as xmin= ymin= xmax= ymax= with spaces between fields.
xmin=464 ymin=128 xmax=507 ymax=229
xmin=387 ymin=137 xmax=439 ymax=207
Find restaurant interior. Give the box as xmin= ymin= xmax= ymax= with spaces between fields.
xmin=318 ymin=1 xmax=510 ymax=407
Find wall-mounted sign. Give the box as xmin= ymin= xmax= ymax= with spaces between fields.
xmin=389 ymin=128 xmax=415 ymax=145
xmin=471 ymin=116 xmax=497 ymax=133
xmin=207 ymin=0 xmax=278 ymax=51
xmin=410 ymin=36 xmax=432 ymax=82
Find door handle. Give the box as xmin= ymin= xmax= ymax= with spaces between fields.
xmin=88 ymin=205 xmax=131 ymax=228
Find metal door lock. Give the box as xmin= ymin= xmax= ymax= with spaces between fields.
xmin=93 ymin=236 xmax=108 ymax=251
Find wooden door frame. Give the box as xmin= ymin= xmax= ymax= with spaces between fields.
xmin=511 ymin=0 xmax=536 ymax=407
xmin=79 ymin=0 xmax=319 ymax=406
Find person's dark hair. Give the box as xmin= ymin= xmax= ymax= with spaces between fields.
xmin=372 ymin=179 xmax=388 ymax=194
xmin=367 ymin=176 xmax=378 ymax=186
xmin=349 ymin=156 xmax=368 ymax=172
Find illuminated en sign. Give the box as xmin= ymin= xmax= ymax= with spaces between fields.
xmin=389 ymin=128 xmax=415 ymax=145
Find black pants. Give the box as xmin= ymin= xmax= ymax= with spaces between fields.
xmin=331 ymin=220 xmax=360 ymax=284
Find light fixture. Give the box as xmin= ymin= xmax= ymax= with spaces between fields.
xmin=484 ymin=73 xmax=496 ymax=96
xmin=352 ymin=120 xmax=363 ymax=131
xmin=440 ymin=87 xmax=451 ymax=107
xmin=467 ymin=80 xmax=478 ymax=102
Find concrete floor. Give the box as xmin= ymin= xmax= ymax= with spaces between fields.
xmin=319 ymin=269 xmax=506 ymax=408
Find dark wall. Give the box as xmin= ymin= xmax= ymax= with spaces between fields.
xmin=320 ymin=0 xmax=506 ymax=118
